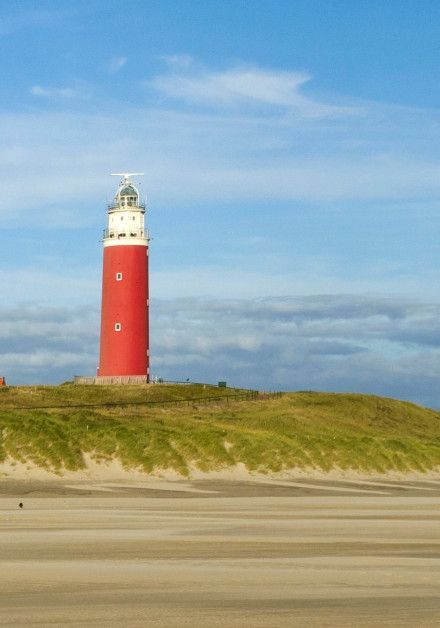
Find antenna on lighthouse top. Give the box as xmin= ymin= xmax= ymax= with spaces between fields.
xmin=111 ymin=172 xmax=144 ymax=186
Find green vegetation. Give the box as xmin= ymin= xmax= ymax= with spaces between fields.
xmin=1 ymin=385 xmax=440 ymax=475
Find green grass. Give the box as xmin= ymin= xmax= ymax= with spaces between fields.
xmin=1 ymin=386 xmax=440 ymax=475
xmin=0 ymin=382 xmax=241 ymax=407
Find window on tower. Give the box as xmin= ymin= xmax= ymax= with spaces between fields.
xmin=115 ymin=322 xmax=122 ymax=331
xmin=116 ymin=272 xmax=123 ymax=281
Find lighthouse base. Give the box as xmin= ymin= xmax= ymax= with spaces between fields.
xmin=74 ymin=375 xmax=150 ymax=385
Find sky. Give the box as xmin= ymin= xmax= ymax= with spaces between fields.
xmin=2 ymin=0 xmax=440 ymax=406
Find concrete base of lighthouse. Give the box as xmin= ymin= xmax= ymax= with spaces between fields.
xmin=74 ymin=375 xmax=149 ymax=385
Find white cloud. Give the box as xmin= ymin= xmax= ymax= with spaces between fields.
xmin=0 ymin=350 xmax=88 ymax=369
xmin=0 ymin=54 xmax=440 ymax=227
xmin=148 ymin=64 xmax=355 ymax=117
xmin=2 ymin=96 xmax=440 ymax=229
xmin=30 ymin=85 xmax=80 ymax=99
xmin=107 ymin=56 xmax=127 ymax=73
xmin=158 ymin=54 xmax=194 ymax=70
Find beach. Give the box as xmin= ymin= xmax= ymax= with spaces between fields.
xmin=0 ymin=477 xmax=439 ymax=626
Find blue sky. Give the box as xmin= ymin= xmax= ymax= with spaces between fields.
xmin=2 ymin=1 xmax=440 ymax=406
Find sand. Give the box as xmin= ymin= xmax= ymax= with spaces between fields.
xmin=3 ymin=455 xmax=440 ymax=483
xmin=0 ymin=477 xmax=439 ymax=627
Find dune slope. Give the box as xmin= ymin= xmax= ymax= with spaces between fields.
xmin=1 ymin=385 xmax=439 ymax=476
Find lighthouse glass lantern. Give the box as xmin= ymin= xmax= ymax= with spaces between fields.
xmin=98 ymin=173 xmax=150 ymax=380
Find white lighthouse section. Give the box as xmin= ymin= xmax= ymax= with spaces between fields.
xmin=103 ymin=174 xmax=149 ymax=248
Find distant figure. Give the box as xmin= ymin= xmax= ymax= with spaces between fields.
xmin=18 ymin=502 xmax=23 ymax=509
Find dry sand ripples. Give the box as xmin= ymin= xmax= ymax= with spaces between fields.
xmin=0 ymin=478 xmax=440 ymax=627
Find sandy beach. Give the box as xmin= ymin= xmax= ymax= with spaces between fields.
xmin=0 ymin=477 xmax=439 ymax=627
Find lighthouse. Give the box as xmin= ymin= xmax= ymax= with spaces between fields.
xmin=98 ymin=173 xmax=150 ymax=381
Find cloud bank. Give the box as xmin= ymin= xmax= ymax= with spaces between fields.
xmin=2 ymin=295 xmax=440 ymax=408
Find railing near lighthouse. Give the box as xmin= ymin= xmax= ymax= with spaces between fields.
xmin=103 ymin=228 xmax=150 ymax=240
xmin=107 ymin=201 xmax=146 ymax=211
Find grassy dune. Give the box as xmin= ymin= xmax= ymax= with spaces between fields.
xmin=1 ymin=384 xmax=440 ymax=476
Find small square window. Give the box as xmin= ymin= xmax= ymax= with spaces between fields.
xmin=116 ymin=272 xmax=123 ymax=281
xmin=115 ymin=322 xmax=122 ymax=332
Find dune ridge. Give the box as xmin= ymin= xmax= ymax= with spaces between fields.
xmin=1 ymin=384 xmax=440 ymax=479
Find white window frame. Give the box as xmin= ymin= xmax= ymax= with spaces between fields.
xmin=115 ymin=322 xmax=122 ymax=332
xmin=116 ymin=272 xmax=123 ymax=281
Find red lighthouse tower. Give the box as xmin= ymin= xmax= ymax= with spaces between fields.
xmin=98 ymin=173 xmax=149 ymax=381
